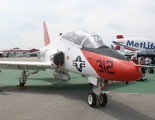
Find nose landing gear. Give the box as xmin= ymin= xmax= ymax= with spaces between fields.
xmin=87 ymin=79 xmax=112 ymax=107
xmin=87 ymin=92 xmax=107 ymax=107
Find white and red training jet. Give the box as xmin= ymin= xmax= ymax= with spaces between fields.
xmin=0 ymin=22 xmax=142 ymax=107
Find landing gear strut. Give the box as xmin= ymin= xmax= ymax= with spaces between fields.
xmin=18 ymin=69 xmax=39 ymax=87
xmin=19 ymin=70 xmax=27 ymax=86
xmin=87 ymin=79 xmax=112 ymax=107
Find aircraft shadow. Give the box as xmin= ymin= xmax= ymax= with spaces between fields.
xmin=95 ymin=95 xmax=154 ymax=120
xmin=0 ymin=85 xmax=154 ymax=120
xmin=1 ymin=71 xmax=154 ymax=120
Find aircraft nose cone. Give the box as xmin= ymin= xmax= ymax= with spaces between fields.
xmin=117 ymin=61 xmax=141 ymax=81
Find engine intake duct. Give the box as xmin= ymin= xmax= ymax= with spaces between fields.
xmin=53 ymin=51 xmax=64 ymax=66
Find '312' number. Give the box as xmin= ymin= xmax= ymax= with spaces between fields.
xmin=96 ymin=60 xmax=115 ymax=74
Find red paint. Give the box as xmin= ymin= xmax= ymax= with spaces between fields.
xmin=116 ymin=45 xmax=120 ymax=50
xmin=117 ymin=35 xmax=124 ymax=39
xmin=82 ymin=50 xmax=141 ymax=81
xmin=43 ymin=22 xmax=51 ymax=46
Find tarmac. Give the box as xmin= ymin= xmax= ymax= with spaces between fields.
xmin=0 ymin=57 xmax=155 ymax=120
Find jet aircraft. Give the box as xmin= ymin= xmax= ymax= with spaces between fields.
xmin=112 ymin=35 xmax=155 ymax=52
xmin=0 ymin=22 xmax=142 ymax=107
xmin=111 ymin=44 xmax=136 ymax=57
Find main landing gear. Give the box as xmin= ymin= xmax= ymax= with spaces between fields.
xmin=18 ymin=69 xmax=39 ymax=87
xmin=87 ymin=79 xmax=112 ymax=107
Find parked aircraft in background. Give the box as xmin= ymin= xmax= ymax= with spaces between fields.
xmin=111 ymin=44 xmax=136 ymax=57
xmin=0 ymin=51 xmax=5 ymax=58
xmin=0 ymin=22 xmax=142 ymax=107
xmin=112 ymin=35 xmax=155 ymax=52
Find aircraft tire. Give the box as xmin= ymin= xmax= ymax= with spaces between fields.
xmin=98 ymin=93 xmax=107 ymax=106
xmin=19 ymin=70 xmax=26 ymax=86
xmin=87 ymin=92 xmax=97 ymax=107
xmin=19 ymin=78 xmax=25 ymax=86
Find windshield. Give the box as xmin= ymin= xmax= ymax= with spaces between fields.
xmin=82 ymin=35 xmax=106 ymax=48
xmin=61 ymin=28 xmax=106 ymax=48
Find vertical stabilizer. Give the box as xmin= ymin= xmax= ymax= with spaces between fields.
xmin=43 ymin=22 xmax=50 ymax=46
xmin=116 ymin=35 xmax=124 ymax=39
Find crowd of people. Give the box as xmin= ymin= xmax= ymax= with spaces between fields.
xmin=131 ymin=56 xmax=154 ymax=81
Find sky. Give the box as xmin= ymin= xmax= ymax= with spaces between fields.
xmin=0 ymin=0 xmax=155 ymax=49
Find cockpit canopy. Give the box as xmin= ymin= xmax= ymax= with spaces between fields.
xmin=61 ymin=28 xmax=107 ymax=49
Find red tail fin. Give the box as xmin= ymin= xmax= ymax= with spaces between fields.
xmin=43 ymin=22 xmax=50 ymax=46
xmin=116 ymin=35 xmax=124 ymax=39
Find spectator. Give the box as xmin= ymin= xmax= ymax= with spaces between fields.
xmin=138 ymin=56 xmax=141 ymax=63
xmin=131 ymin=56 xmax=138 ymax=64
xmin=138 ymin=56 xmax=147 ymax=81
xmin=153 ymin=57 xmax=155 ymax=64
xmin=145 ymin=56 xmax=151 ymax=65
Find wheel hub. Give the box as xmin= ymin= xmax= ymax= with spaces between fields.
xmin=98 ymin=95 xmax=104 ymax=104
xmin=88 ymin=95 xmax=93 ymax=105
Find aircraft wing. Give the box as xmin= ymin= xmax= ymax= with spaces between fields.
xmin=135 ymin=64 xmax=155 ymax=68
xmin=13 ymin=51 xmax=40 ymax=58
xmin=0 ymin=61 xmax=52 ymax=70
xmin=141 ymin=65 xmax=155 ymax=68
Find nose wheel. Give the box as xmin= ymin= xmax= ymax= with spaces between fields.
xmin=87 ymin=92 xmax=97 ymax=107
xmin=98 ymin=93 xmax=107 ymax=106
xmin=87 ymin=92 xmax=107 ymax=107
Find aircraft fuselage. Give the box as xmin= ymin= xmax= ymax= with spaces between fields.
xmin=41 ymin=36 xmax=141 ymax=82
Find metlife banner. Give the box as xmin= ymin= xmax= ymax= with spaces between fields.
xmin=126 ymin=40 xmax=155 ymax=49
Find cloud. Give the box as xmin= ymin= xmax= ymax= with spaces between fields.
xmin=0 ymin=0 xmax=155 ymax=48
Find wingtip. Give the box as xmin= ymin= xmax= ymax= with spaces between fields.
xmin=135 ymin=64 xmax=142 ymax=68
